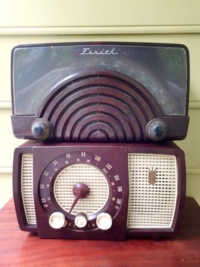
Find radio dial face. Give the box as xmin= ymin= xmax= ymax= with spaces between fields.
xmin=39 ymin=151 xmax=124 ymax=230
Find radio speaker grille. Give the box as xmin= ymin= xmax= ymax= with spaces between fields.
xmin=127 ymin=153 xmax=177 ymax=228
xmin=21 ymin=154 xmax=36 ymax=224
xmin=38 ymin=72 xmax=162 ymax=142
xmin=54 ymin=164 xmax=109 ymax=215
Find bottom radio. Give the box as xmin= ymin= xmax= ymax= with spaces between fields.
xmin=13 ymin=141 xmax=186 ymax=240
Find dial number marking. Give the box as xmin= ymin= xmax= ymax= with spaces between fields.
xmin=94 ymin=155 xmax=101 ymax=162
xmin=114 ymin=175 xmax=120 ymax=181
xmin=117 ymin=186 xmax=123 ymax=192
xmin=106 ymin=163 xmax=112 ymax=170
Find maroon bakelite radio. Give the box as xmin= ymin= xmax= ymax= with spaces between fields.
xmin=11 ymin=42 xmax=189 ymax=240
xmin=11 ymin=42 xmax=189 ymax=142
xmin=13 ymin=141 xmax=185 ymax=240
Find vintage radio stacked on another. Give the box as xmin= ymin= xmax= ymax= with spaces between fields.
xmin=11 ymin=42 xmax=189 ymax=240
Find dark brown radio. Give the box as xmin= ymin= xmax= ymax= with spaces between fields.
xmin=13 ymin=141 xmax=186 ymax=240
xmin=11 ymin=42 xmax=189 ymax=142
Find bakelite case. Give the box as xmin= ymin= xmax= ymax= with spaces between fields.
xmin=11 ymin=42 xmax=190 ymax=142
xmin=11 ymin=42 xmax=188 ymax=241
xmin=13 ymin=141 xmax=186 ymax=240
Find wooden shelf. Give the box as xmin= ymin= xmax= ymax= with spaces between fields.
xmin=0 ymin=197 xmax=200 ymax=267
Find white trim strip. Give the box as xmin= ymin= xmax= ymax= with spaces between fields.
xmin=189 ymin=102 xmax=200 ymax=109
xmin=1 ymin=25 xmax=200 ymax=35
xmin=0 ymin=102 xmax=12 ymax=109
xmin=0 ymin=167 xmax=12 ymax=174
xmin=187 ymin=168 xmax=200 ymax=176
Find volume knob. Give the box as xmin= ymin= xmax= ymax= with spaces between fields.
xmin=96 ymin=213 xmax=112 ymax=230
xmin=49 ymin=212 xmax=67 ymax=229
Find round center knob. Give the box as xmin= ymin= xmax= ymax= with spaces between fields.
xmin=73 ymin=183 xmax=89 ymax=199
xmin=75 ymin=212 xmax=88 ymax=228
xmin=68 ymin=183 xmax=90 ymax=213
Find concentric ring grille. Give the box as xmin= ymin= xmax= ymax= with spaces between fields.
xmin=37 ymin=71 xmax=163 ymax=142
xmin=127 ymin=153 xmax=178 ymax=228
xmin=54 ymin=164 xmax=109 ymax=215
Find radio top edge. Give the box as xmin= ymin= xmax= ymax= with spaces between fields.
xmin=11 ymin=42 xmax=190 ymax=142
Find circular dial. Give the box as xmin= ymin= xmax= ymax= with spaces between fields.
xmin=54 ymin=164 xmax=109 ymax=216
xmin=39 ymin=151 xmax=123 ymax=231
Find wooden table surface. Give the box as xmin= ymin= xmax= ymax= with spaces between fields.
xmin=0 ymin=197 xmax=200 ymax=267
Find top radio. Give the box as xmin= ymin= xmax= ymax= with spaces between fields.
xmin=11 ymin=42 xmax=189 ymax=142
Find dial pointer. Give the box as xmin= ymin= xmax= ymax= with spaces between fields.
xmin=69 ymin=183 xmax=89 ymax=214
xmin=69 ymin=196 xmax=80 ymax=214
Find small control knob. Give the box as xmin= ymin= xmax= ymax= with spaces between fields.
xmin=49 ymin=212 xmax=67 ymax=229
xmin=31 ymin=118 xmax=52 ymax=140
xmin=146 ymin=119 xmax=167 ymax=141
xmin=75 ymin=212 xmax=87 ymax=228
xmin=96 ymin=213 xmax=112 ymax=230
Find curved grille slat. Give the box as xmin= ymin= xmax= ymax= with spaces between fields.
xmin=37 ymin=71 xmax=163 ymax=142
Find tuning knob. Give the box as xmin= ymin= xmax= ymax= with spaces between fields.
xmin=49 ymin=212 xmax=67 ymax=229
xmin=31 ymin=118 xmax=53 ymax=140
xmin=96 ymin=213 xmax=112 ymax=230
xmin=75 ymin=212 xmax=87 ymax=228
xmin=146 ymin=119 xmax=167 ymax=141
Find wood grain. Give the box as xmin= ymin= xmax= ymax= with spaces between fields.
xmin=0 ymin=197 xmax=200 ymax=267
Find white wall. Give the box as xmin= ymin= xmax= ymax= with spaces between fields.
xmin=0 ymin=0 xmax=200 ymax=207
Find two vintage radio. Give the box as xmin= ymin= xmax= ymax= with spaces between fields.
xmin=11 ymin=42 xmax=189 ymax=240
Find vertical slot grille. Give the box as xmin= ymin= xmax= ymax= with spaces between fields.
xmin=127 ymin=153 xmax=178 ymax=228
xmin=21 ymin=153 xmax=36 ymax=224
